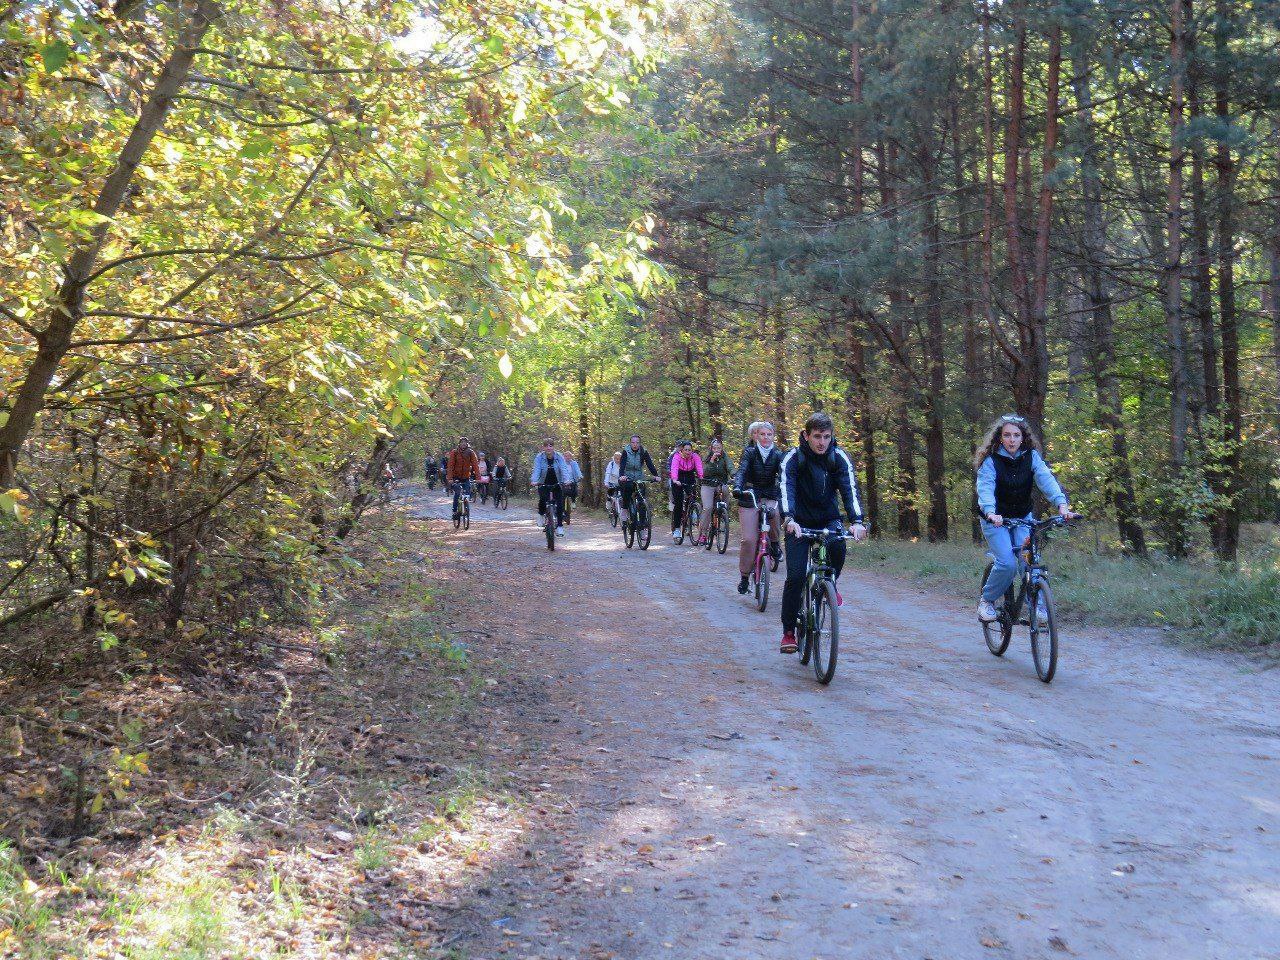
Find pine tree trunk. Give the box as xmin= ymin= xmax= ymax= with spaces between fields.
xmin=1070 ymin=35 xmax=1148 ymax=557
xmin=1166 ymin=0 xmax=1190 ymax=478
xmin=922 ymin=142 xmax=949 ymax=542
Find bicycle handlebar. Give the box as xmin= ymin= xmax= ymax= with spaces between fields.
xmin=1003 ymin=514 xmax=1084 ymax=530
xmin=795 ymin=526 xmax=855 ymax=540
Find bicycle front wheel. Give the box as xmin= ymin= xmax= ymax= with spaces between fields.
xmin=639 ymin=515 xmax=652 ymax=550
xmin=462 ymin=503 xmax=471 ymax=531
xmin=623 ymin=517 xmax=635 ymax=548
xmin=1029 ymin=580 xmax=1059 ymax=683
xmin=810 ymin=579 xmax=839 ymax=684
xmin=980 ymin=562 xmax=1011 ymax=656
xmin=754 ymin=558 xmax=769 ymax=612
xmin=715 ymin=507 xmax=730 ymax=554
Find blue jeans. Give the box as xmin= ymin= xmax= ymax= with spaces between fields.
xmin=452 ymin=480 xmax=472 ymax=514
xmin=981 ymin=518 xmax=1031 ymax=604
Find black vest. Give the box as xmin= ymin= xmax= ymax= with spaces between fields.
xmin=993 ymin=451 xmax=1034 ymax=518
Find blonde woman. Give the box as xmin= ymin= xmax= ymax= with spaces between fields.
xmin=731 ymin=420 xmax=784 ymax=593
xmin=975 ymin=414 xmax=1076 ymax=622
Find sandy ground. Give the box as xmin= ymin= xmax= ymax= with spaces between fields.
xmin=411 ymin=486 xmax=1279 ymax=960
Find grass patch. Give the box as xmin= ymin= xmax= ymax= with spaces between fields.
xmin=847 ymin=532 xmax=1280 ymax=649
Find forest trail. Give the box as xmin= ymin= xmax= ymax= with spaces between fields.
xmin=410 ymin=485 xmax=1279 ymax=960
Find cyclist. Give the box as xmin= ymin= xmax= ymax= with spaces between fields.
xmin=423 ymin=454 xmax=439 ymax=489
xmin=975 ymin=414 xmax=1076 ymax=623
xmin=618 ymin=435 xmax=658 ymax=528
xmin=476 ymin=452 xmax=491 ymax=503
xmin=603 ymin=451 xmax=622 ymax=515
xmin=779 ymin=412 xmax=868 ymax=654
xmin=696 ymin=438 xmax=733 ymax=546
xmin=446 ymin=437 xmax=479 ymax=521
xmin=669 ymin=440 xmax=704 ymax=541
xmin=491 ymin=456 xmax=511 ymax=502
xmin=732 ymin=420 xmax=784 ymax=594
xmin=563 ymin=452 xmax=584 ymax=521
xmin=530 ymin=438 xmax=570 ymax=537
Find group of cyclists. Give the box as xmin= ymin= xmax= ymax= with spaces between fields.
xmin=437 ymin=411 xmax=1077 ymax=656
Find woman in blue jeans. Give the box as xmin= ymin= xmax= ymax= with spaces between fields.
xmin=975 ymin=414 xmax=1077 ymax=622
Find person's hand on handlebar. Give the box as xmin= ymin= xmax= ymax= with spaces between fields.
xmin=986 ymin=512 xmax=1004 ymax=527
xmin=785 ymin=518 xmax=801 ymax=537
xmin=848 ymin=522 xmax=869 ymax=542
xmin=1058 ymin=503 xmax=1080 ymax=521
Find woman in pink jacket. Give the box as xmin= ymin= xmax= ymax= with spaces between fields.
xmin=669 ymin=440 xmax=704 ymax=542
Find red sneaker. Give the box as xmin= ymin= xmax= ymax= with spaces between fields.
xmin=780 ymin=631 xmax=797 ymax=654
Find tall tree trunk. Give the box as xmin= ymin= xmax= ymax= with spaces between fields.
xmin=1188 ymin=24 xmax=1220 ymax=424
xmin=1070 ymin=33 xmax=1148 ymax=557
xmin=578 ymin=367 xmax=594 ymax=504
xmin=921 ymin=142 xmax=949 ymax=542
xmin=0 ymin=0 xmax=218 ymax=487
xmin=1166 ymin=0 xmax=1190 ymax=479
xmin=1027 ymin=23 xmax=1062 ymax=432
xmin=847 ymin=324 xmax=879 ymax=538
xmin=1211 ymin=0 xmax=1241 ymax=561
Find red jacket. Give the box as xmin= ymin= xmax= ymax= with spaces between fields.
xmin=446 ymin=448 xmax=479 ymax=483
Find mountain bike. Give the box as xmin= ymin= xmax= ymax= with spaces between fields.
xmin=563 ymin=483 xmax=575 ymax=526
xmin=538 ymin=482 xmax=563 ymax=551
xmin=793 ymin=528 xmax=853 ymax=685
xmin=606 ymin=488 xmax=621 ymax=527
xmin=622 ymin=480 xmax=653 ymax=550
xmin=493 ymin=481 xmax=509 ymax=510
xmin=703 ymin=485 xmax=730 ymax=554
xmin=737 ymin=489 xmax=779 ymax=611
xmin=980 ymin=515 xmax=1081 ymax=683
xmin=674 ymin=482 xmax=700 ymax=545
xmin=451 ymin=482 xmax=472 ymax=531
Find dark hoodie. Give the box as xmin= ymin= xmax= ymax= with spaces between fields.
xmin=779 ymin=437 xmax=864 ymax=528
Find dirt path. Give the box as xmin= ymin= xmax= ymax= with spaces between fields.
xmin=414 ymin=487 xmax=1279 ymax=960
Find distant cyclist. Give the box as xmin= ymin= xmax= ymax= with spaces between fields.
xmin=603 ymin=451 xmax=622 ymax=516
xmin=975 ymin=414 xmax=1076 ymax=623
xmin=446 ymin=438 xmax=479 ymax=521
xmin=669 ymin=440 xmax=704 ymax=541
xmin=618 ymin=435 xmax=658 ymax=527
xmin=530 ymin=438 xmax=570 ymax=537
xmin=476 ymin=452 xmax=491 ymax=503
xmin=563 ymin=452 xmax=584 ymax=520
xmin=491 ymin=456 xmax=511 ymax=501
xmin=697 ymin=437 xmax=733 ymax=546
xmin=732 ymin=420 xmax=784 ymax=594
xmin=778 ymin=412 xmax=868 ymax=653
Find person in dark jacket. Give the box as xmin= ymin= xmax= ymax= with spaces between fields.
xmin=697 ymin=438 xmax=734 ymax=545
xmin=777 ymin=412 xmax=868 ymax=654
xmin=732 ymin=420 xmax=785 ymax=593
xmin=618 ymin=435 xmax=659 ymax=527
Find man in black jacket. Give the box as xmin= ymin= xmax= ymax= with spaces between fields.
xmin=778 ymin=412 xmax=869 ymax=654
xmin=732 ymin=421 xmax=785 ymax=593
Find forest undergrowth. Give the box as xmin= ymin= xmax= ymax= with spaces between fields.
xmin=0 ymin=502 xmax=546 ymax=959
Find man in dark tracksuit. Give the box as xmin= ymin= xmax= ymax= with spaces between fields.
xmin=778 ymin=412 xmax=869 ymax=654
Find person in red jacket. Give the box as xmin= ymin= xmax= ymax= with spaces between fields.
xmin=446 ymin=438 xmax=480 ymax=520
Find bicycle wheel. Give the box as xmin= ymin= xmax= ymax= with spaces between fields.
xmin=462 ymin=502 xmax=471 ymax=531
xmin=715 ymin=506 xmax=730 ymax=554
xmin=754 ymin=556 xmax=769 ymax=612
xmin=545 ymin=515 xmax=555 ymax=550
xmin=453 ymin=508 xmax=461 ymax=530
xmin=623 ymin=517 xmax=635 ymax=549
xmin=610 ymin=503 xmax=618 ymax=528
xmin=980 ymin=561 xmax=1011 ymax=656
xmin=686 ymin=503 xmax=700 ymax=544
xmin=1029 ymin=581 xmax=1059 ymax=683
xmin=810 ymin=579 xmax=839 ymax=685
xmin=639 ymin=513 xmax=652 ymax=550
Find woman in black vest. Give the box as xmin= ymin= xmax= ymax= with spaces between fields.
xmin=975 ymin=414 xmax=1075 ymax=623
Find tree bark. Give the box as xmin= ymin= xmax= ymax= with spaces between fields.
xmin=921 ymin=141 xmax=949 ymax=542
xmin=1166 ymin=0 xmax=1190 ymax=477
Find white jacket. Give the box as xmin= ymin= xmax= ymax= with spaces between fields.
xmin=604 ymin=461 xmax=621 ymax=488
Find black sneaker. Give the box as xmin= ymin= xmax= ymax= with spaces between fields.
xmin=737 ymin=576 xmax=749 ymax=595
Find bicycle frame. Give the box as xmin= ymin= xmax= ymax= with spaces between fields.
xmin=999 ymin=517 xmax=1057 ymax=616
xmin=740 ymin=490 xmax=774 ymax=571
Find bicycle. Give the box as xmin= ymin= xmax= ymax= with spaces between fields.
xmin=621 ymin=480 xmax=653 ymax=551
xmin=451 ymin=482 xmax=472 ymax=531
xmin=736 ymin=489 xmax=779 ymax=611
xmin=792 ymin=527 xmax=853 ymax=685
xmin=674 ymin=482 xmax=700 ymax=545
xmin=980 ymin=515 xmax=1080 ymax=683
xmin=606 ymin=489 xmax=621 ymax=527
xmin=538 ymin=482 xmax=563 ymax=551
xmin=493 ymin=481 xmax=509 ymax=510
xmin=702 ymin=485 xmax=730 ymax=554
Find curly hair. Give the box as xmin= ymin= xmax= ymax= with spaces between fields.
xmin=974 ymin=414 xmax=1042 ymax=471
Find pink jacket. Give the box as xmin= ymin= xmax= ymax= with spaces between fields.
xmin=670 ymin=451 xmax=704 ymax=484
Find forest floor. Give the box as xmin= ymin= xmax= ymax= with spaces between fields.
xmin=4 ymin=483 xmax=1279 ymax=959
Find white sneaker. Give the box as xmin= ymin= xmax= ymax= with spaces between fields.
xmin=671 ymin=530 xmax=680 ymax=543
xmin=978 ymin=599 xmax=1000 ymax=622
xmin=556 ymin=526 xmax=565 ymax=537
